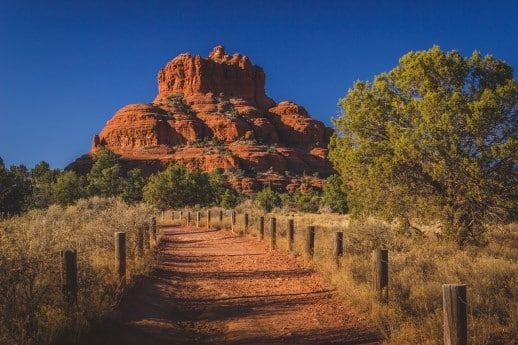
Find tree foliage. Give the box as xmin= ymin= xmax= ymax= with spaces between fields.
xmin=87 ymin=147 xmax=122 ymax=197
xmin=322 ymin=174 xmax=348 ymax=214
xmin=329 ymin=46 xmax=517 ymax=245
xmin=255 ymin=187 xmax=282 ymax=212
xmin=120 ymin=168 xmax=146 ymax=203
xmin=53 ymin=171 xmax=85 ymax=206
xmin=143 ymin=164 xmax=235 ymax=209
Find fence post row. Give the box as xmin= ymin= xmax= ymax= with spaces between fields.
xmin=334 ymin=232 xmax=343 ymax=268
xmin=115 ymin=232 xmax=126 ymax=284
xmin=207 ymin=210 xmax=211 ymax=229
xmin=61 ymin=249 xmax=78 ymax=305
xmin=288 ymin=219 xmax=294 ymax=252
xmin=270 ymin=217 xmax=277 ymax=250
xmin=306 ymin=226 xmax=315 ymax=259
xmin=372 ymin=249 xmax=389 ymax=303
xmin=443 ymin=284 xmax=468 ymax=345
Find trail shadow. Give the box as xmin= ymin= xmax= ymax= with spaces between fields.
xmin=75 ymin=225 xmax=381 ymax=345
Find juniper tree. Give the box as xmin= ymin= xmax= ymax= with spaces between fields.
xmin=329 ymin=46 xmax=517 ymax=245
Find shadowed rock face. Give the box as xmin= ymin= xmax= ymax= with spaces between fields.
xmin=69 ymin=46 xmax=334 ymax=192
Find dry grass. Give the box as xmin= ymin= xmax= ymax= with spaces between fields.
xmin=0 ymin=197 xmax=158 ymax=345
xmin=181 ymin=203 xmax=518 ymax=345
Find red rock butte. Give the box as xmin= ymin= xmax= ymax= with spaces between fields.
xmin=70 ymin=46 xmax=334 ymax=192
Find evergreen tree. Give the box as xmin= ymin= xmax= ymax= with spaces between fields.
xmin=330 ymin=46 xmax=517 ymax=245
xmin=121 ymin=168 xmax=146 ymax=203
xmin=53 ymin=171 xmax=85 ymax=206
xmin=87 ymin=147 xmax=122 ymax=197
xmin=255 ymin=187 xmax=281 ymax=212
xmin=322 ymin=174 xmax=348 ymax=213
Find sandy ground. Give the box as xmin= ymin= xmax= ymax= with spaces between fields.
xmin=78 ymin=224 xmax=381 ymax=345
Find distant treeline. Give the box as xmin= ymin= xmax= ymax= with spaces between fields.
xmin=0 ymin=147 xmax=348 ymax=216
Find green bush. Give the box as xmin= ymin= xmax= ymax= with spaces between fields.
xmin=255 ymin=187 xmax=281 ymax=212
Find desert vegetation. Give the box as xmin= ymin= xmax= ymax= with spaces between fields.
xmin=0 ymin=198 xmax=157 ymax=345
xmin=182 ymin=205 xmax=517 ymax=345
xmin=0 ymin=46 xmax=516 ymax=344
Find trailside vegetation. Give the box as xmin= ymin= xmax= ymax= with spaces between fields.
xmin=329 ymin=46 xmax=517 ymax=245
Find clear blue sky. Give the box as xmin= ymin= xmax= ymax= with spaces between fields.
xmin=1 ymin=0 xmax=517 ymax=169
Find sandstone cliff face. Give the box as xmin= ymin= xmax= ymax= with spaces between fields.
xmin=71 ymin=46 xmax=333 ymax=192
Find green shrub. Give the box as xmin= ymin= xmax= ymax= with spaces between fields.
xmin=255 ymin=187 xmax=281 ymax=212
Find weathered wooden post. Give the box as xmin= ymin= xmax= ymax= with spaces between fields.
xmin=171 ymin=210 xmax=175 ymax=221
xmin=179 ymin=210 xmax=183 ymax=220
xmin=161 ymin=211 xmax=164 ymax=221
xmin=259 ymin=216 xmax=265 ymax=240
xmin=151 ymin=217 xmax=157 ymax=245
xmin=219 ymin=209 xmax=223 ymax=223
xmin=207 ymin=210 xmax=211 ymax=229
xmin=270 ymin=217 xmax=277 ymax=250
xmin=136 ymin=226 xmax=144 ymax=256
xmin=196 ymin=211 xmax=201 ymax=227
xmin=334 ymin=232 xmax=344 ymax=268
xmin=187 ymin=211 xmax=191 ymax=226
xmin=61 ymin=249 xmax=78 ymax=304
xmin=372 ymin=249 xmax=388 ymax=303
xmin=287 ymin=219 xmax=294 ymax=252
xmin=244 ymin=213 xmax=249 ymax=232
xmin=443 ymin=284 xmax=468 ymax=345
xmin=143 ymin=223 xmax=150 ymax=250
xmin=306 ymin=226 xmax=315 ymax=259
xmin=115 ymin=232 xmax=126 ymax=284
xmin=231 ymin=210 xmax=236 ymax=232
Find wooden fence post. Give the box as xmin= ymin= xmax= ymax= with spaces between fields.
xmin=115 ymin=232 xmax=126 ymax=284
xmin=143 ymin=223 xmax=150 ymax=250
xmin=270 ymin=217 xmax=277 ymax=250
xmin=61 ymin=249 xmax=78 ymax=304
xmin=259 ymin=216 xmax=265 ymax=240
xmin=187 ymin=211 xmax=191 ymax=226
xmin=334 ymin=232 xmax=344 ymax=268
xmin=244 ymin=213 xmax=249 ymax=232
xmin=306 ymin=226 xmax=315 ymax=259
xmin=179 ymin=210 xmax=183 ymax=220
xmin=207 ymin=210 xmax=211 ymax=229
xmin=372 ymin=249 xmax=388 ymax=303
xmin=171 ymin=211 xmax=174 ymax=221
xmin=443 ymin=284 xmax=468 ymax=345
xmin=219 ymin=210 xmax=223 ymax=223
xmin=196 ymin=211 xmax=201 ymax=227
xmin=151 ymin=217 xmax=157 ymax=245
xmin=137 ymin=227 xmax=144 ymax=256
xmin=231 ymin=210 xmax=236 ymax=232
xmin=288 ymin=219 xmax=294 ymax=252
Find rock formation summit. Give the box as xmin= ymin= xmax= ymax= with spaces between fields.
xmin=71 ymin=46 xmax=333 ymax=192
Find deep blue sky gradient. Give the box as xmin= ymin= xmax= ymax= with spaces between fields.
xmin=1 ymin=0 xmax=517 ymax=168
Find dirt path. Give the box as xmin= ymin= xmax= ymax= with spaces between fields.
xmin=80 ymin=225 xmax=381 ymax=345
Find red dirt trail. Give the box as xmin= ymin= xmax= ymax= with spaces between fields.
xmin=79 ymin=224 xmax=381 ymax=345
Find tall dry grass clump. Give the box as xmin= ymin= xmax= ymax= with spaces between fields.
xmin=0 ymin=197 xmax=157 ymax=345
xmin=197 ymin=205 xmax=517 ymax=345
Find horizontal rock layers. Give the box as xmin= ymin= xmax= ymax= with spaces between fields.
xmin=69 ymin=46 xmax=333 ymax=192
